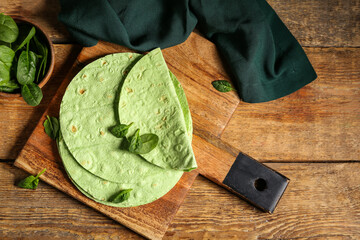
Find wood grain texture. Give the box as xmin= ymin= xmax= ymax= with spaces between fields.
xmin=267 ymin=0 xmax=360 ymax=47
xmin=1 ymin=0 xmax=359 ymax=239
xmin=166 ymin=162 xmax=360 ymax=239
xmin=1 ymin=0 xmax=359 ymax=47
xmin=2 ymin=162 xmax=360 ymax=239
xmin=221 ymin=48 xmax=360 ymax=162
xmin=0 ymin=44 xmax=82 ymax=160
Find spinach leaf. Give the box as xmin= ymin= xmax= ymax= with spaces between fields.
xmin=17 ymin=168 xmax=46 ymax=190
xmin=128 ymin=129 xmax=142 ymax=153
xmin=0 ymin=79 xmax=20 ymax=92
xmin=0 ymin=13 xmax=19 ymax=43
xmin=42 ymin=46 xmax=48 ymax=76
xmin=33 ymin=36 xmax=48 ymax=82
xmin=17 ymin=50 xmax=37 ymax=85
xmin=137 ymin=133 xmax=159 ymax=154
xmin=21 ymin=83 xmax=43 ymax=106
xmin=110 ymin=122 xmax=133 ymax=138
xmin=44 ymin=115 xmax=60 ymax=140
xmin=0 ymin=45 xmax=15 ymax=85
xmin=13 ymin=26 xmax=35 ymax=52
xmin=211 ymin=80 xmax=235 ymax=92
xmin=108 ymin=189 xmax=132 ymax=203
xmin=128 ymin=129 xmax=159 ymax=154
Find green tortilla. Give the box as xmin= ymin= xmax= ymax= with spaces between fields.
xmin=58 ymin=133 xmax=182 ymax=207
xmin=118 ymin=48 xmax=196 ymax=171
xmin=59 ymin=52 xmax=194 ymax=206
xmin=60 ymin=53 xmax=144 ymax=183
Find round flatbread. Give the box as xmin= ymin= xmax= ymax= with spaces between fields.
xmin=59 ymin=52 xmax=193 ymax=206
xmin=118 ymin=48 xmax=196 ymax=171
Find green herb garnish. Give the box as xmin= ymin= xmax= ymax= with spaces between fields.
xmin=128 ymin=129 xmax=159 ymax=154
xmin=110 ymin=122 xmax=133 ymax=138
xmin=211 ymin=80 xmax=235 ymax=92
xmin=128 ymin=129 xmax=142 ymax=153
xmin=44 ymin=115 xmax=60 ymax=140
xmin=137 ymin=133 xmax=159 ymax=154
xmin=17 ymin=168 xmax=46 ymax=190
xmin=108 ymin=189 xmax=132 ymax=203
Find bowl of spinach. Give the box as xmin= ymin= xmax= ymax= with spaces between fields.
xmin=0 ymin=13 xmax=55 ymax=106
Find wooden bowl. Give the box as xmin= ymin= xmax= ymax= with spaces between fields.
xmin=0 ymin=16 xmax=55 ymax=98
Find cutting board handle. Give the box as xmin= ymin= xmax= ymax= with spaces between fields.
xmin=222 ymin=153 xmax=289 ymax=213
xmin=193 ymin=135 xmax=289 ymax=213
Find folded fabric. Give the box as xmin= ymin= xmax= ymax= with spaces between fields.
xmin=59 ymin=0 xmax=316 ymax=103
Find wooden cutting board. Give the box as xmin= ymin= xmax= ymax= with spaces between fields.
xmin=15 ymin=32 xmax=287 ymax=239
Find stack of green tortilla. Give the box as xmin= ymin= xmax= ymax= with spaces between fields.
xmin=58 ymin=48 xmax=197 ymax=207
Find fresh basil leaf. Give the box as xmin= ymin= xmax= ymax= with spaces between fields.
xmin=21 ymin=83 xmax=43 ymax=106
xmin=128 ymin=129 xmax=142 ymax=153
xmin=17 ymin=50 xmax=37 ymax=85
xmin=0 ymin=13 xmax=19 ymax=43
xmin=17 ymin=168 xmax=46 ymax=190
xmin=13 ymin=26 xmax=35 ymax=52
xmin=108 ymin=189 xmax=132 ymax=203
xmin=110 ymin=122 xmax=133 ymax=138
xmin=44 ymin=115 xmax=60 ymax=140
xmin=211 ymin=80 xmax=234 ymax=92
xmin=136 ymin=133 xmax=159 ymax=154
xmin=0 ymin=45 xmax=15 ymax=86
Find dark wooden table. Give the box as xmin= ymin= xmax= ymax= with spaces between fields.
xmin=1 ymin=1 xmax=359 ymax=239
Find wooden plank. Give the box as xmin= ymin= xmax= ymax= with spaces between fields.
xmin=2 ymin=162 xmax=360 ymax=239
xmin=267 ymin=0 xmax=360 ymax=47
xmin=221 ymin=48 xmax=360 ymax=161
xmin=1 ymin=0 xmax=359 ymax=47
xmin=0 ymin=162 xmax=143 ymax=239
xmin=0 ymin=44 xmax=82 ymax=160
xmin=166 ymin=162 xmax=360 ymax=239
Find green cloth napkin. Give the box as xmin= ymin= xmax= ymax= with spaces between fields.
xmin=59 ymin=0 xmax=316 ymax=103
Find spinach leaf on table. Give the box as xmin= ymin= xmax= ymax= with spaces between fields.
xmin=211 ymin=80 xmax=235 ymax=92
xmin=17 ymin=168 xmax=46 ymax=190
xmin=17 ymin=50 xmax=37 ymax=85
xmin=108 ymin=189 xmax=132 ymax=203
xmin=21 ymin=82 xmax=43 ymax=106
xmin=44 ymin=115 xmax=60 ymax=140
xmin=0 ymin=13 xmax=19 ymax=43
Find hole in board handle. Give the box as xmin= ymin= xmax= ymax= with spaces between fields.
xmin=254 ymin=178 xmax=267 ymax=191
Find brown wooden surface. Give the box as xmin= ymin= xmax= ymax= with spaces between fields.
xmin=1 ymin=0 xmax=359 ymax=239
